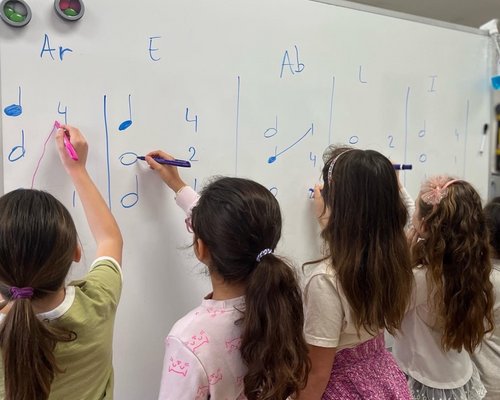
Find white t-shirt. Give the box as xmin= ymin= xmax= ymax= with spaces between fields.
xmin=393 ymin=266 xmax=473 ymax=389
xmin=302 ymin=261 xmax=376 ymax=350
xmin=471 ymin=260 xmax=500 ymax=399
xmin=158 ymin=295 xmax=247 ymax=400
xmin=400 ymin=186 xmax=415 ymax=229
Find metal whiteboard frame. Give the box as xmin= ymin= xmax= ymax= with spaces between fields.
xmin=311 ymin=0 xmax=495 ymax=199
xmin=310 ymin=0 xmax=489 ymax=35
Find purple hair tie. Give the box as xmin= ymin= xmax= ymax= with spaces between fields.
xmin=10 ymin=286 xmax=34 ymax=300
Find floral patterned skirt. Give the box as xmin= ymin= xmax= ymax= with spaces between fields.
xmin=322 ymin=334 xmax=412 ymax=400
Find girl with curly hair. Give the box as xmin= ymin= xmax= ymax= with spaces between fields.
xmin=393 ymin=176 xmax=495 ymax=400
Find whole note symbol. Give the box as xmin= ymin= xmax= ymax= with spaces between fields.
xmin=118 ymin=94 xmax=133 ymax=131
xmin=4 ymin=86 xmax=23 ymax=117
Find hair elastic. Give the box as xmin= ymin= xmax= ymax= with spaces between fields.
xmin=256 ymin=248 xmax=273 ymax=262
xmin=420 ymin=178 xmax=461 ymax=206
xmin=327 ymin=149 xmax=353 ymax=183
xmin=10 ymin=286 xmax=34 ymax=300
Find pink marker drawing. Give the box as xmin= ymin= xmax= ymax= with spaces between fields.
xmin=54 ymin=121 xmax=78 ymax=160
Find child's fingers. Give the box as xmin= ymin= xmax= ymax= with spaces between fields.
xmin=313 ymin=184 xmax=324 ymax=209
xmin=312 ymin=183 xmax=329 ymax=227
xmin=145 ymin=152 xmax=185 ymax=191
xmin=146 ymin=150 xmax=174 ymax=160
xmin=313 ymin=184 xmax=323 ymax=198
xmin=145 ymin=150 xmax=175 ymax=170
xmin=145 ymin=155 xmax=161 ymax=170
xmin=145 ymin=150 xmax=182 ymax=177
xmin=55 ymin=125 xmax=88 ymax=165
xmin=55 ymin=129 xmax=67 ymax=156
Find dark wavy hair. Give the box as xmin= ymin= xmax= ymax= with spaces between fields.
xmin=412 ymin=177 xmax=494 ymax=352
xmin=314 ymin=145 xmax=413 ymax=335
xmin=191 ymin=177 xmax=310 ymax=400
xmin=484 ymin=196 xmax=500 ymax=257
xmin=0 ymin=189 xmax=77 ymax=400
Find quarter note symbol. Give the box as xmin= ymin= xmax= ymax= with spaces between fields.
xmin=118 ymin=94 xmax=133 ymax=131
xmin=4 ymin=86 xmax=22 ymax=117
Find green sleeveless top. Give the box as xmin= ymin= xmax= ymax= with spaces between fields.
xmin=0 ymin=257 xmax=122 ymax=400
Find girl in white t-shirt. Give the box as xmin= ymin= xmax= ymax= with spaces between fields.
xmin=146 ymin=150 xmax=310 ymax=400
xmin=297 ymin=146 xmax=414 ymax=399
xmin=393 ymin=176 xmax=495 ymax=400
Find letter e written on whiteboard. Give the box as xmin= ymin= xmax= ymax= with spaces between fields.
xmin=148 ymin=36 xmax=161 ymax=61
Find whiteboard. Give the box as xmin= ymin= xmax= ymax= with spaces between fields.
xmin=0 ymin=0 xmax=492 ymax=398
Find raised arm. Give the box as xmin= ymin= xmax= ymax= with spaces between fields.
xmin=313 ymin=184 xmax=329 ymax=229
xmin=145 ymin=150 xmax=199 ymax=216
xmin=55 ymin=125 xmax=123 ymax=265
xmin=145 ymin=150 xmax=188 ymax=193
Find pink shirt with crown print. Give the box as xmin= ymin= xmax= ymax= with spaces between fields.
xmin=158 ymin=186 xmax=247 ymax=400
xmin=158 ymin=294 xmax=248 ymax=400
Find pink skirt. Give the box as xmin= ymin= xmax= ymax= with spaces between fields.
xmin=322 ymin=334 xmax=412 ymax=400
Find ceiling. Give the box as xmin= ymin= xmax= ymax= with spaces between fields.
xmin=348 ymin=0 xmax=500 ymax=28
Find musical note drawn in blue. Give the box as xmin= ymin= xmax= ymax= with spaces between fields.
xmin=118 ymin=94 xmax=133 ymax=131
xmin=4 ymin=87 xmax=22 ymax=117
xmin=268 ymin=124 xmax=314 ymax=164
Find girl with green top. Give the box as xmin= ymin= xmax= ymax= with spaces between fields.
xmin=0 ymin=125 xmax=123 ymax=400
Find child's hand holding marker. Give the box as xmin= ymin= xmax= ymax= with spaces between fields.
xmin=54 ymin=121 xmax=79 ymax=161
xmin=313 ymin=183 xmax=329 ymax=228
xmin=144 ymin=150 xmax=187 ymax=193
xmin=392 ymin=162 xmax=406 ymax=188
xmin=55 ymin=124 xmax=88 ymax=172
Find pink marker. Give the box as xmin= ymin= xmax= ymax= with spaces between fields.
xmin=54 ymin=121 xmax=78 ymax=160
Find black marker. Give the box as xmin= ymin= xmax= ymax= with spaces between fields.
xmin=480 ymin=123 xmax=488 ymax=154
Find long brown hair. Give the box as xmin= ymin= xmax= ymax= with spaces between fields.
xmin=191 ymin=177 xmax=310 ymax=399
xmin=483 ymin=196 xmax=500 ymax=257
xmin=412 ymin=177 xmax=494 ymax=352
xmin=0 ymin=189 xmax=77 ymax=400
xmin=316 ymin=145 xmax=413 ymax=335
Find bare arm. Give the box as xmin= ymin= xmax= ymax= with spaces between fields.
xmin=295 ymin=345 xmax=336 ymax=400
xmin=145 ymin=150 xmax=187 ymax=193
xmin=313 ymin=184 xmax=329 ymax=229
xmin=55 ymin=125 xmax=123 ymax=265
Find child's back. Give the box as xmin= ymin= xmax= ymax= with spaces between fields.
xmin=393 ymin=176 xmax=494 ymax=400
xmin=145 ymin=156 xmax=310 ymax=400
xmin=0 ymin=126 xmax=123 ymax=400
xmin=0 ymin=255 xmax=121 ymax=399
xmin=298 ymin=146 xmax=413 ymax=399
xmin=471 ymin=198 xmax=500 ymax=399
xmin=164 ymin=295 xmax=246 ymax=399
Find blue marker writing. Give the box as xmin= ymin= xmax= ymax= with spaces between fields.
xmin=137 ymin=156 xmax=191 ymax=168
xmin=393 ymin=164 xmax=412 ymax=170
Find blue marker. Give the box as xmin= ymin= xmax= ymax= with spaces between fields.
xmin=137 ymin=156 xmax=191 ymax=168
xmin=393 ymin=164 xmax=412 ymax=170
